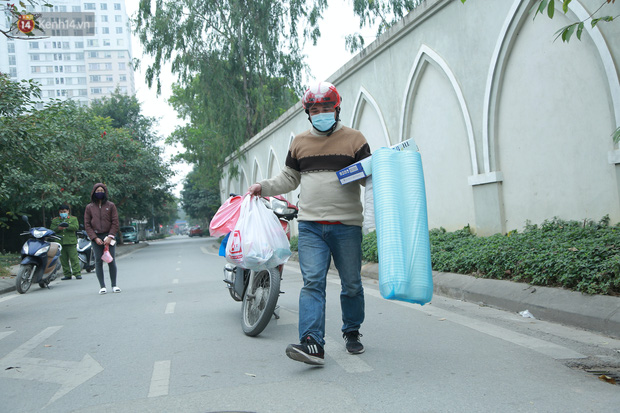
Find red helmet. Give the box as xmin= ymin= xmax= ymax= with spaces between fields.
xmin=302 ymin=81 xmax=341 ymax=111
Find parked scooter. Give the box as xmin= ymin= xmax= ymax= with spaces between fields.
xmin=223 ymin=195 xmax=298 ymax=336
xmin=77 ymin=225 xmax=95 ymax=272
xmin=16 ymin=215 xmax=62 ymax=294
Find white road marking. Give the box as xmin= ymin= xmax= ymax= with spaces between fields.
xmin=325 ymin=336 xmax=374 ymax=373
xmin=0 ymin=294 xmax=18 ymax=303
xmin=0 ymin=326 xmax=103 ymax=405
xmin=172 ymin=279 xmax=179 ymax=284
xmin=361 ymin=286 xmax=586 ymax=360
xmin=148 ymin=360 xmax=171 ymax=397
xmin=165 ymin=302 xmax=176 ymax=314
xmin=0 ymin=331 xmax=15 ymax=341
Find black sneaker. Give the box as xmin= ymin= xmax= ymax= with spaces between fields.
xmin=285 ymin=335 xmax=325 ymax=365
xmin=343 ymin=331 xmax=365 ymax=354
xmin=61 ymin=276 xmax=71 ymax=280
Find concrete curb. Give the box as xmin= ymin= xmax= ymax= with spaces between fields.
xmin=0 ymin=242 xmax=149 ymax=296
xmin=360 ymin=262 xmax=620 ymax=340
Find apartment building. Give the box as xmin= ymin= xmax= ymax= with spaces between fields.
xmin=0 ymin=0 xmax=135 ymax=108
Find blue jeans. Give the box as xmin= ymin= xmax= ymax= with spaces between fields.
xmin=297 ymin=221 xmax=365 ymax=347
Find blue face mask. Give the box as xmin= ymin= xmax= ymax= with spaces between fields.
xmin=311 ymin=112 xmax=336 ymax=132
xmin=95 ymin=192 xmax=105 ymax=199
xmin=60 ymin=212 xmax=68 ymax=219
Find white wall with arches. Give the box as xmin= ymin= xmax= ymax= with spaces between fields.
xmin=221 ymin=0 xmax=620 ymax=235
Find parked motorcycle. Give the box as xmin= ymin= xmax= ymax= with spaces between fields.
xmin=223 ymin=195 xmax=298 ymax=336
xmin=16 ymin=215 xmax=62 ymax=294
xmin=77 ymin=226 xmax=95 ymax=272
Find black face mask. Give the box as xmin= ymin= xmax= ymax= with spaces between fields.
xmin=95 ymin=192 xmax=105 ymax=200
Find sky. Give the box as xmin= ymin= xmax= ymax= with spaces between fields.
xmin=124 ymin=2 xmax=378 ymax=197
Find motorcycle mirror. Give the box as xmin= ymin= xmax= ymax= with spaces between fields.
xmin=21 ymin=215 xmax=31 ymax=229
xmin=79 ymin=223 xmax=85 ymax=229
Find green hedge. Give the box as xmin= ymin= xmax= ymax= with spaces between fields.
xmin=291 ymin=216 xmax=620 ymax=295
xmin=429 ymin=217 xmax=620 ymax=295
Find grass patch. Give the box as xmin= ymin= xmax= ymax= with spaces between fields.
xmin=0 ymin=252 xmax=20 ymax=277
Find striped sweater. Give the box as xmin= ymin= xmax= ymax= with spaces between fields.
xmin=259 ymin=122 xmax=371 ymax=227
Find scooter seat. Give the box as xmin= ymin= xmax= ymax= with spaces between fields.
xmin=48 ymin=242 xmax=61 ymax=258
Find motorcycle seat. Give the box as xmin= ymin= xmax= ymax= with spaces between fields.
xmin=48 ymin=242 xmax=61 ymax=258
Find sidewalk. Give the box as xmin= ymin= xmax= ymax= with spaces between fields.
xmin=0 ymin=242 xmax=148 ymax=296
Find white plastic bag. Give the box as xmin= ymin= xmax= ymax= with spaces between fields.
xmin=225 ymin=196 xmax=291 ymax=270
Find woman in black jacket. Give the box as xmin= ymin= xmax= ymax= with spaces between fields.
xmin=84 ymin=183 xmax=121 ymax=294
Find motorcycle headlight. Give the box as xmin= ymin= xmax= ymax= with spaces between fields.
xmin=271 ymin=198 xmax=296 ymax=215
xmin=21 ymin=242 xmax=29 ymax=255
xmin=33 ymin=229 xmax=47 ymax=238
xmin=34 ymin=245 xmax=50 ymax=256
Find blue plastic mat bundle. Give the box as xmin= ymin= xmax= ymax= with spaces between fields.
xmin=371 ymin=146 xmax=433 ymax=305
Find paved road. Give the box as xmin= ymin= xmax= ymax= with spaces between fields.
xmin=0 ymin=235 xmax=619 ymax=412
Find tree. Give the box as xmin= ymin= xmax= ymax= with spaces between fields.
xmin=90 ymin=90 xmax=159 ymax=146
xmin=180 ymin=168 xmax=222 ymax=222
xmin=529 ymin=0 xmax=617 ymax=43
xmin=345 ymin=0 xmax=423 ymax=51
xmin=134 ymin=0 xmax=325 ymax=186
xmin=0 ymin=73 xmax=175 ymax=248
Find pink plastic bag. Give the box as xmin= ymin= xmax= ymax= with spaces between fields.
xmin=101 ymin=245 xmax=113 ymax=263
xmin=209 ymin=195 xmax=243 ymax=237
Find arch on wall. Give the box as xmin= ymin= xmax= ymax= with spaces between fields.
xmin=267 ymin=147 xmax=282 ymax=179
xmin=226 ymin=172 xmax=234 ymax=197
xmin=238 ymin=166 xmax=249 ymax=194
xmin=219 ymin=175 xmax=227 ymax=201
xmin=483 ymin=0 xmax=620 ymax=174
xmin=400 ymin=44 xmax=478 ymax=177
xmin=252 ymin=158 xmax=262 ymax=184
xmin=350 ymin=86 xmax=391 ymax=146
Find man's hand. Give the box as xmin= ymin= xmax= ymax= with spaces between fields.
xmin=95 ymin=238 xmax=104 ymax=246
xmin=248 ymin=183 xmax=262 ymax=196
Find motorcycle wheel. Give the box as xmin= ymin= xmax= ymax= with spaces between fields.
xmin=16 ymin=265 xmax=34 ymax=294
xmin=241 ymin=267 xmax=281 ymax=337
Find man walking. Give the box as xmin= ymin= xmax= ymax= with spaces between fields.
xmin=248 ymin=81 xmax=370 ymax=365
